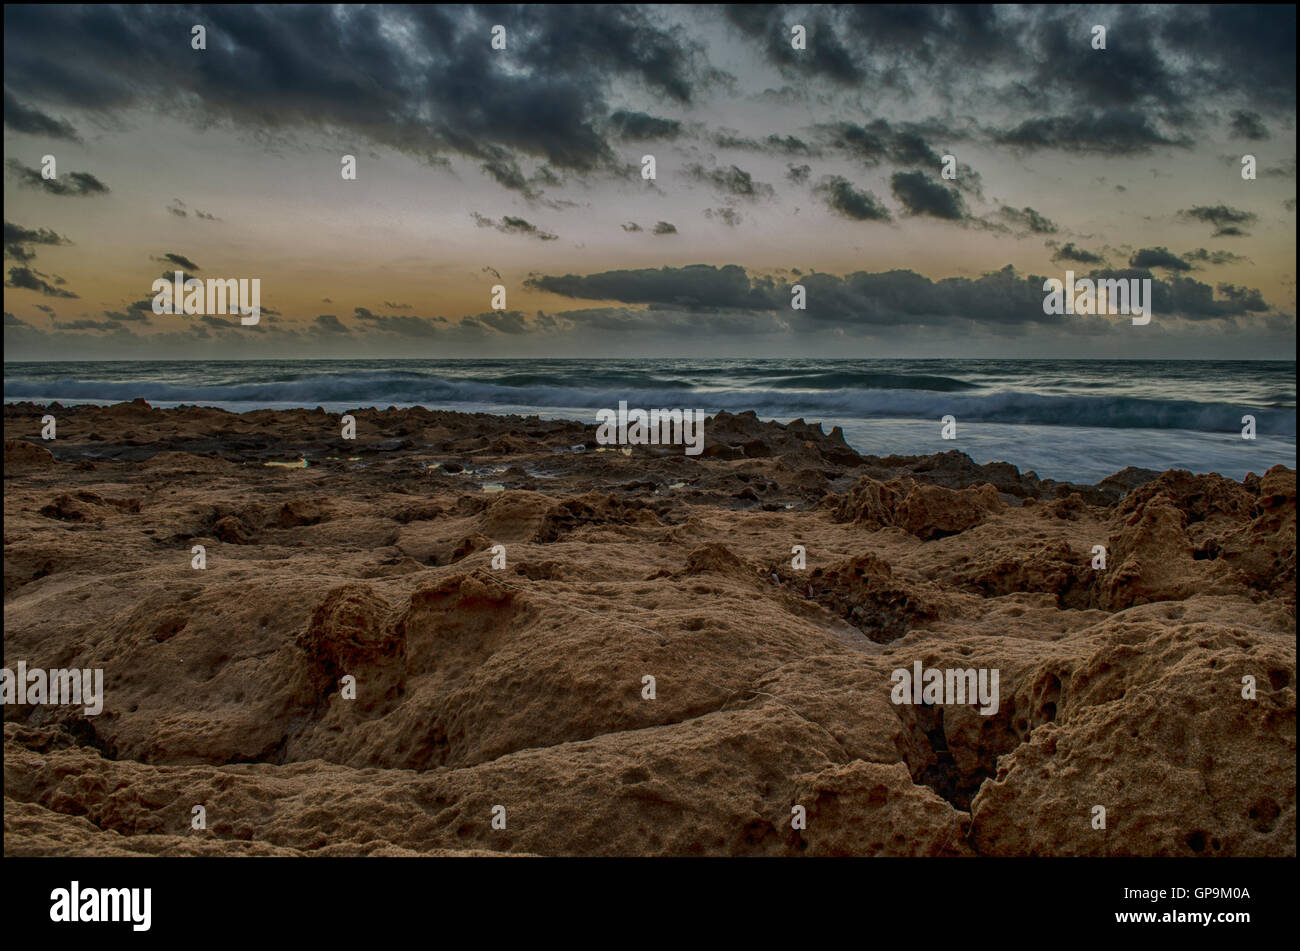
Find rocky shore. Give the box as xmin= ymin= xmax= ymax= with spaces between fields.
xmin=4 ymin=400 xmax=1295 ymax=856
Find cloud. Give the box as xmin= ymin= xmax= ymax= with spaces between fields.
xmin=471 ymin=212 xmax=558 ymax=241
xmin=313 ymin=314 xmax=351 ymax=335
xmin=728 ymin=5 xmax=1295 ymax=144
xmin=523 ymin=262 xmax=1278 ymax=332
xmin=3 ymin=90 xmax=80 ymax=140
xmin=351 ymin=306 xmax=444 ymax=337
xmin=526 ymin=264 xmax=779 ymax=311
xmin=621 ymin=222 xmax=642 ymax=232
xmin=461 ymin=310 xmax=531 ymax=334
xmin=1050 ymin=242 xmax=1107 ymax=265
xmin=813 ymin=175 xmax=892 ymax=221
xmin=685 ymin=163 xmax=774 ymax=200
xmin=724 ymin=7 xmax=863 ymax=84
xmin=6 ymin=160 xmax=109 ymax=196
xmin=995 ymin=109 xmax=1188 ymax=155
xmin=1130 ymin=247 xmax=1192 ymax=271
xmin=102 ymin=310 xmax=148 ymax=323
xmin=2 ymin=5 xmax=710 ymax=188
xmin=713 ymin=130 xmax=817 ymax=157
xmin=56 ymin=319 xmax=119 ymax=332
xmin=1183 ymin=248 xmax=1250 ymax=266
xmin=5 ymin=265 xmax=78 ymax=297
xmin=998 ymin=206 xmax=1058 ymax=235
xmin=786 ymin=163 xmax=811 ymax=184
xmin=703 ymin=207 xmax=742 ymax=227
xmin=159 ymin=252 xmax=200 ymax=271
xmin=608 ymin=110 xmax=681 ymax=141
xmin=890 ymin=171 xmax=965 ymax=220
xmin=3 ymin=220 xmax=71 ymax=261
xmin=1229 ymin=110 xmax=1270 ymax=140
xmin=816 ymin=120 xmax=944 ymax=168
xmin=1179 ymin=204 xmax=1259 ymax=237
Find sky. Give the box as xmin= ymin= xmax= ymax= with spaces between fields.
xmin=2 ymin=3 xmax=1296 ymax=360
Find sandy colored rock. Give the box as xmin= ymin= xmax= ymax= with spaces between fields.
xmin=3 ymin=402 xmax=1294 ymax=856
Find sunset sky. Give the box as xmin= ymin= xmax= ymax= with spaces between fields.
xmin=3 ymin=3 xmax=1296 ymax=359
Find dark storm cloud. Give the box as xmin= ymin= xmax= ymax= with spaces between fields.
xmin=608 ymin=110 xmax=682 ymax=141
xmin=3 ymin=220 xmax=70 ymax=261
xmin=525 ymin=262 xmax=1275 ymax=328
xmin=3 ymin=89 xmax=80 ymax=140
xmin=1179 ymin=205 xmax=1259 ymax=237
xmin=1030 ymin=10 xmax=1177 ymax=110
xmin=1230 ymin=110 xmax=1270 ymax=141
xmin=994 ymin=110 xmax=1188 ymax=155
xmin=5 ymin=159 xmax=109 ymax=196
xmin=998 ymin=206 xmax=1057 ymax=235
xmin=471 ymin=213 xmax=558 ymax=241
xmin=723 ymin=6 xmax=863 ymax=84
xmin=812 ymin=176 xmax=892 ymax=222
xmin=5 ymin=265 xmax=78 ymax=297
xmin=526 ymin=264 xmax=781 ymax=311
xmin=890 ymin=171 xmax=965 ymax=221
xmin=816 ymin=120 xmax=943 ymax=168
xmin=685 ymin=164 xmax=775 ymax=200
xmin=1130 ymin=247 xmax=1192 ymax=271
xmin=3 ymin=4 xmax=1292 ymax=192
xmin=1050 ymin=242 xmax=1107 ymax=265
xmin=730 ymin=5 xmax=1294 ymax=135
xmin=2 ymin=5 xmax=707 ymax=181
xmin=713 ymin=130 xmax=817 ymax=156
xmin=1162 ymin=5 xmax=1297 ymax=111
xmin=652 ymin=221 xmax=678 ymax=235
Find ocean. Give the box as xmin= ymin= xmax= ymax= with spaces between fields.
xmin=4 ymin=358 xmax=1295 ymax=484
